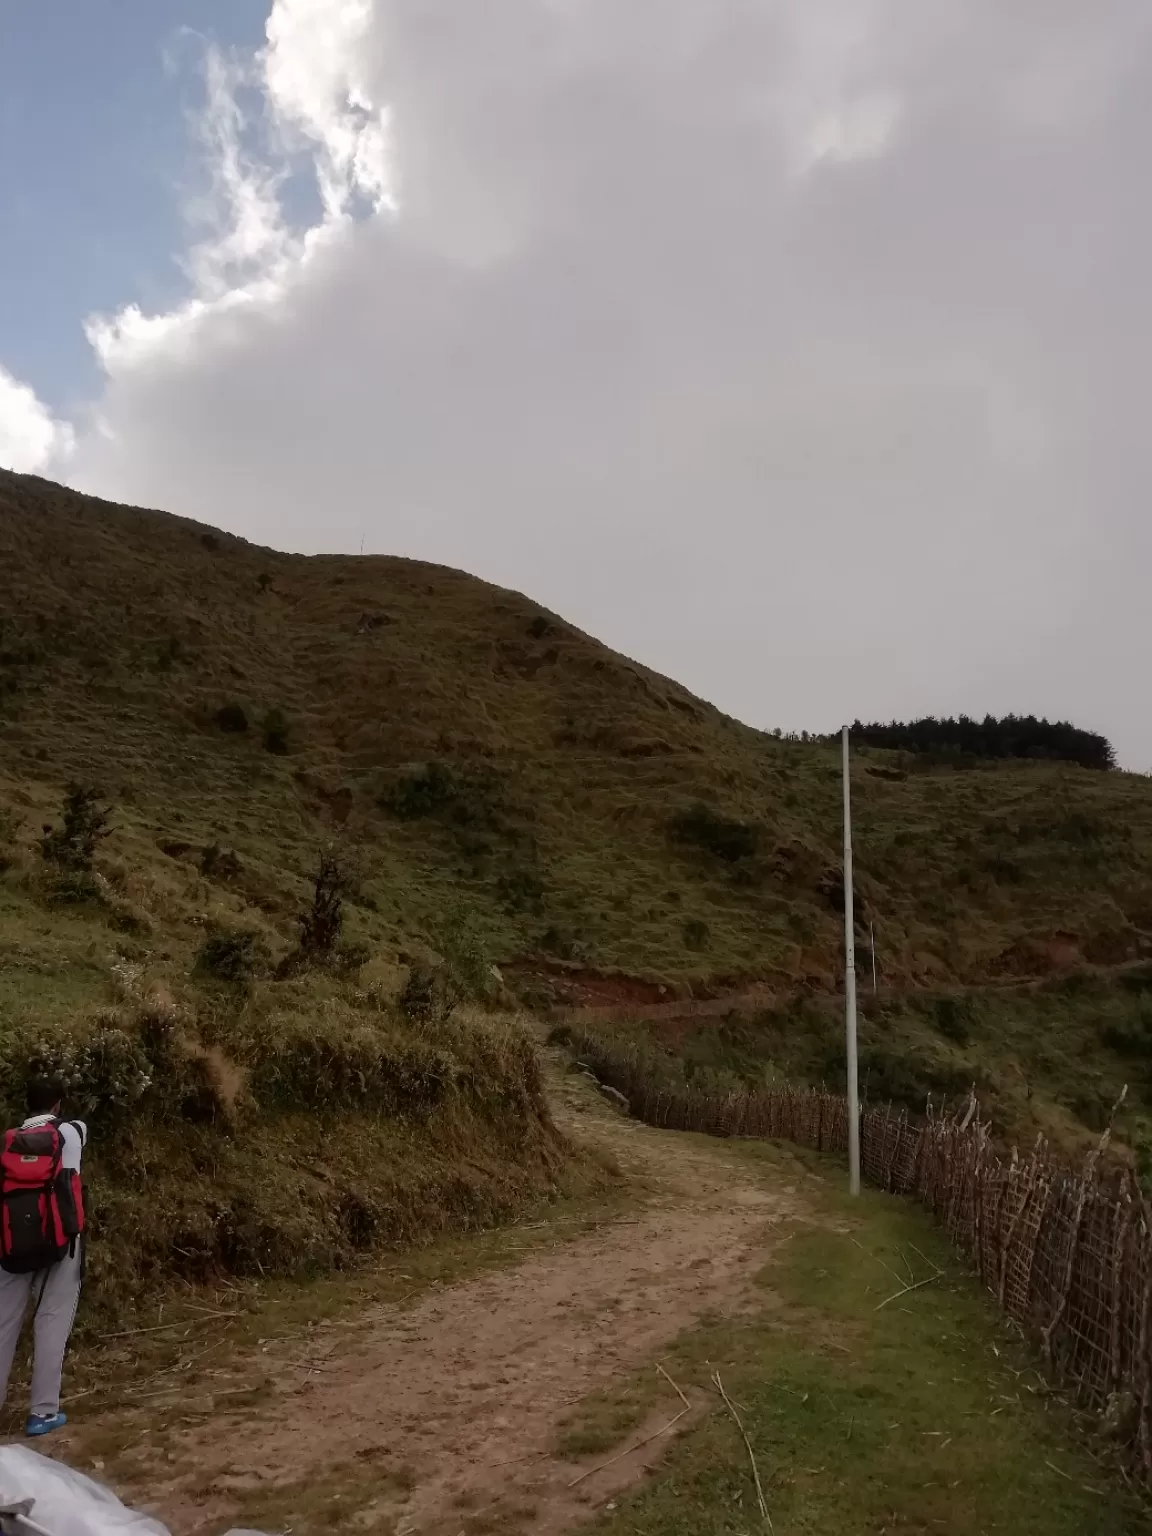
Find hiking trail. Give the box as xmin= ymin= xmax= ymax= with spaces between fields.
xmin=61 ymin=1056 xmax=807 ymax=1535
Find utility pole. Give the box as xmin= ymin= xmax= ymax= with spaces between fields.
xmin=842 ymin=724 xmax=861 ymax=1196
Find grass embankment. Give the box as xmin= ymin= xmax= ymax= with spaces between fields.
xmin=564 ymin=1141 xmax=1146 ymax=1536
xmin=0 ymin=864 xmax=610 ymax=1329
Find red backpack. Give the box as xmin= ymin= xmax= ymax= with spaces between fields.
xmin=0 ymin=1120 xmax=85 ymax=1274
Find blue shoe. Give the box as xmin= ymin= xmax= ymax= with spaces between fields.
xmin=24 ymin=1412 xmax=66 ymax=1437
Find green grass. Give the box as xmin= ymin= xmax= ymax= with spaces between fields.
xmin=574 ymin=1145 xmax=1146 ymax=1535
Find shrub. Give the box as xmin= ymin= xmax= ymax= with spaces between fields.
xmin=40 ymin=868 xmax=102 ymax=905
xmin=401 ymin=908 xmax=493 ymax=1025
xmin=932 ymin=996 xmax=974 ymax=1047
xmin=215 ymin=703 xmax=249 ymax=733
xmin=540 ymin=925 xmax=577 ymax=960
xmin=261 ymin=707 xmax=290 ymax=755
xmin=669 ymin=802 xmax=760 ymax=862
xmin=382 ymin=761 xmax=456 ymax=818
xmin=199 ymin=842 xmax=244 ymax=882
xmin=154 ymin=636 xmax=182 ymax=672
xmin=683 ymin=917 xmax=710 ymax=952
xmin=0 ymin=1013 xmax=180 ymax=1131
xmin=300 ymin=852 xmax=344 ymax=957
xmin=380 ymin=761 xmax=504 ymax=829
xmin=26 ymin=1022 xmax=154 ymax=1120
xmin=0 ymin=806 xmax=20 ymax=873
xmin=39 ymin=783 xmax=111 ymax=872
xmin=400 ymin=961 xmax=451 ymax=1024
xmin=437 ymin=907 xmax=492 ymax=1000
xmin=497 ymin=867 xmax=545 ymax=914
xmin=294 ymin=851 xmax=346 ymax=964
xmin=858 ymin=1043 xmax=971 ymax=1113
xmin=1099 ymin=1002 xmax=1152 ymax=1058
xmin=195 ymin=928 xmax=267 ymax=986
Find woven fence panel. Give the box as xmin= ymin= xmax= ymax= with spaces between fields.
xmin=571 ymin=1029 xmax=1152 ymax=1487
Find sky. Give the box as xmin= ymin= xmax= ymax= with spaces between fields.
xmin=1 ymin=1 xmax=1150 ymax=770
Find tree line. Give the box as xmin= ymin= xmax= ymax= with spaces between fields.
xmin=840 ymin=714 xmax=1115 ymax=771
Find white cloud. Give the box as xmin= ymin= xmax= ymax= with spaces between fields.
xmin=183 ymin=43 xmax=297 ymax=301
xmin=58 ymin=0 xmax=1152 ymax=770
xmin=800 ymin=92 xmax=901 ymax=169
xmin=0 ymin=366 xmax=73 ymax=475
xmin=84 ymin=0 xmax=394 ymax=380
xmin=263 ymin=0 xmax=394 ymax=216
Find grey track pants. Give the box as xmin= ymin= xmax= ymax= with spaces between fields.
xmin=0 ymin=1247 xmax=83 ymax=1417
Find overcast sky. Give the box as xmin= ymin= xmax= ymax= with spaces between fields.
xmin=2 ymin=2 xmax=1149 ymax=769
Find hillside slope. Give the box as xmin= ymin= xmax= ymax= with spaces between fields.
xmin=3 ymin=468 xmax=1152 ymax=1155
xmin=4 ymin=469 xmax=1152 ymax=988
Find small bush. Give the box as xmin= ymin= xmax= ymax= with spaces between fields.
xmin=261 ymin=707 xmax=290 ymax=755
xmin=669 ymin=802 xmax=760 ymax=862
xmin=196 ymin=928 xmax=267 ymax=986
xmin=0 ymin=806 xmax=20 ymax=873
xmin=380 ymin=761 xmax=505 ymax=829
xmin=540 ymin=925 xmax=577 ymax=960
xmin=199 ymin=842 xmax=244 ymax=882
xmin=215 ymin=703 xmax=249 ymax=733
xmin=683 ymin=917 xmax=711 ymax=952
xmin=39 ymin=783 xmax=111 ymax=872
xmin=300 ymin=851 xmax=345 ymax=959
xmin=1099 ymin=1002 xmax=1152 ymax=1058
xmin=0 ymin=1012 xmax=191 ymax=1131
xmin=437 ymin=908 xmax=493 ymax=999
xmin=400 ymin=961 xmax=452 ymax=1024
xmin=40 ymin=868 xmax=102 ymax=905
xmin=401 ymin=908 xmax=493 ymax=1025
xmin=497 ymin=867 xmax=545 ymax=914
xmin=382 ymin=761 xmax=456 ymax=819
xmin=932 ymin=996 xmax=974 ymax=1047
xmin=154 ymin=636 xmax=182 ymax=672
xmin=858 ymin=1043 xmax=971 ymax=1113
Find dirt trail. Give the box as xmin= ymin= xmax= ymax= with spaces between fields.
xmin=72 ymin=1065 xmax=807 ymax=1535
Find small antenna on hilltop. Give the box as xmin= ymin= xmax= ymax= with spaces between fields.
xmin=359 ymin=532 xmax=365 ymax=556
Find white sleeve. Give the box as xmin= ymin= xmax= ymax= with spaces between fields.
xmin=60 ymin=1122 xmax=86 ymax=1172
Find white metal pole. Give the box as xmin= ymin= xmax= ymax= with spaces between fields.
xmin=842 ymin=725 xmax=861 ymax=1195
xmin=870 ymin=921 xmax=878 ymax=995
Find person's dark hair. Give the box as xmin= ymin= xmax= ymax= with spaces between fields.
xmin=25 ymin=1077 xmax=64 ymax=1116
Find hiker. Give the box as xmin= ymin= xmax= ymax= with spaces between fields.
xmin=0 ymin=1077 xmax=87 ymax=1437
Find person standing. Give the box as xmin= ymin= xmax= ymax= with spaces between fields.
xmin=0 ymin=1077 xmax=87 ymax=1436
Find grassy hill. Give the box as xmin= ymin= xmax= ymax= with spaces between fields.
xmin=3 ymin=467 xmax=1152 ymax=1179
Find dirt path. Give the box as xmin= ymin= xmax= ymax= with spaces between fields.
xmin=64 ymin=1065 xmax=806 ymax=1535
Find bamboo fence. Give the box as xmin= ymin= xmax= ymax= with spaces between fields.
xmin=571 ymin=1033 xmax=1152 ymax=1486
